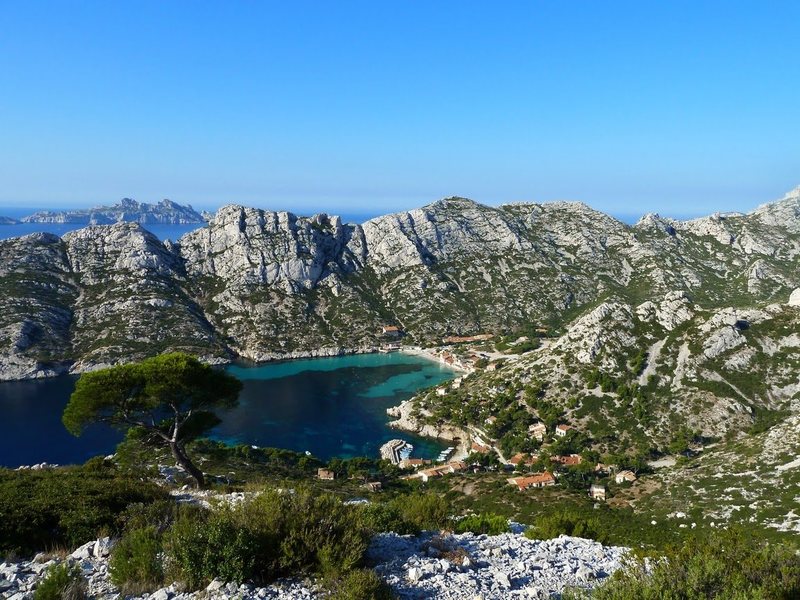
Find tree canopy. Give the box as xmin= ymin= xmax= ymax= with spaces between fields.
xmin=63 ymin=353 xmax=242 ymax=488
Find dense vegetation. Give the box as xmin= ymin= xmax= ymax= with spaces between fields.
xmin=107 ymin=487 xmax=451 ymax=595
xmin=565 ymin=529 xmax=800 ymax=599
xmin=0 ymin=458 xmax=167 ymax=557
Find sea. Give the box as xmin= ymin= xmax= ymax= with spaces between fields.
xmin=0 ymin=353 xmax=457 ymax=468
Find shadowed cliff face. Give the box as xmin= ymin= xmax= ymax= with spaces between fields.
xmin=2 ymin=188 xmax=800 ymax=382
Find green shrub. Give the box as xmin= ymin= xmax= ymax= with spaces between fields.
xmin=396 ymin=493 xmax=450 ymax=531
xmin=276 ymin=490 xmax=371 ymax=579
xmin=328 ymin=568 xmax=395 ymax=600
xmin=358 ymin=502 xmax=418 ymax=535
xmin=164 ymin=488 xmax=373 ymax=590
xmin=34 ymin=563 xmax=86 ymax=600
xmin=564 ymin=528 xmax=800 ymax=599
xmin=0 ymin=461 xmax=167 ymax=557
xmin=109 ymin=526 xmax=164 ymax=594
xmin=454 ymin=513 xmax=510 ymax=535
xmin=120 ymin=499 xmax=193 ymax=534
xmin=164 ymin=507 xmax=257 ymax=589
xmin=524 ymin=509 xmax=606 ymax=543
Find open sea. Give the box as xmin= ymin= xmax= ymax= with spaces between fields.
xmin=0 ymin=353 xmax=457 ymax=467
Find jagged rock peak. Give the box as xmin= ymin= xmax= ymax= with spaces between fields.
xmin=634 ymin=212 xmax=677 ymax=235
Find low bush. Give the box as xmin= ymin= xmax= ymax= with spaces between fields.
xmin=327 ymin=568 xmax=394 ymax=600
xmin=524 ymin=509 xmax=606 ymax=543
xmin=120 ymin=499 xmax=194 ymax=534
xmin=359 ymin=501 xmax=415 ymax=535
xmin=564 ymin=528 xmax=800 ymax=599
xmin=108 ymin=526 xmax=164 ymax=594
xmin=164 ymin=506 xmax=257 ymax=589
xmin=0 ymin=460 xmax=168 ymax=557
xmin=164 ymin=488 xmax=373 ymax=589
xmin=34 ymin=562 xmax=86 ymax=600
xmin=396 ymin=493 xmax=451 ymax=531
xmin=453 ymin=513 xmax=509 ymax=535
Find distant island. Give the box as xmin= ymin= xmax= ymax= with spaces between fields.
xmin=21 ymin=198 xmax=205 ymax=225
xmin=0 ymin=216 xmax=20 ymax=225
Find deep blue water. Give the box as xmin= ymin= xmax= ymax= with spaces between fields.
xmin=0 ymin=353 xmax=456 ymax=467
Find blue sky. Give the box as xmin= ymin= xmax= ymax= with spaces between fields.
xmin=0 ymin=1 xmax=798 ymax=219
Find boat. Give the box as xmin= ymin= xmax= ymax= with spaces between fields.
xmin=399 ymin=443 xmax=413 ymax=460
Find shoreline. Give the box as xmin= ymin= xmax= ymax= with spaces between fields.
xmin=386 ymin=398 xmax=472 ymax=462
xmin=0 ymin=344 xmax=471 ymax=383
xmin=399 ymin=345 xmax=471 ymax=374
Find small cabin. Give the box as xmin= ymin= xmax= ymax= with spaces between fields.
xmin=589 ymin=484 xmax=606 ymax=501
xmin=317 ymin=468 xmax=335 ymax=481
xmin=615 ymin=470 xmax=638 ymax=484
xmin=528 ymin=422 xmax=547 ymax=441
xmin=555 ymin=424 xmax=573 ymax=438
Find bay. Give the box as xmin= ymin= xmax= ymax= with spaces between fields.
xmin=0 ymin=352 xmax=457 ymax=467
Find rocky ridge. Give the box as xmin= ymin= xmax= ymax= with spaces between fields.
xmin=0 ymin=530 xmax=627 ymax=600
xmin=4 ymin=187 xmax=800 ymax=382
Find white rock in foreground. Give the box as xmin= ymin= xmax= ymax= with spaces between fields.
xmin=0 ymin=531 xmax=628 ymax=600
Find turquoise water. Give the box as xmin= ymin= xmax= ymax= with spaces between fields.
xmin=0 ymin=353 xmax=457 ymax=467
xmin=218 ymin=353 xmax=458 ymax=460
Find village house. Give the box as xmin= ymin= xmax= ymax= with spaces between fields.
xmin=589 ymin=483 xmax=607 ymax=501
xmin=317 ymin=468 xmax=335 ymax=481
xmin=594 ymin=463 xmax=613 ymax=475
xmin=382 ymin=325 xmax=402 ymax=337
xmin=508 ymin=453 xmax=538 ymax=467
xmin=528 ymin=422 xmax=546 ymax=441
xmin=417 ymin=461 xmax=467 ymax=483
xmin=555 ymin=424 xmax=573 ymax=437
xmin=507 ymin=471 xmax=556 ymax=491
xmin=553 ymin=454 xmax=583 ymax=467
xmin=471 ymin=441 xmax=491 ymax=454
xmin=615 ymin=470 xmax=638 ymax=484
xmin=362 ymin=481 xmax=382 ymax=492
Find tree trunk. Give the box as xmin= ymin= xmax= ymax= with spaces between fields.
xmin=170 ymin=442 xmax=206 ymax=488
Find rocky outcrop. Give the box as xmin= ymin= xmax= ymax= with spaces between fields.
xmin=22 ymin=198 xmax=204 ymax=224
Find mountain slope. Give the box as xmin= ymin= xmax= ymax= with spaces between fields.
xmin=2 ymin=187 xmax=800 ymax=383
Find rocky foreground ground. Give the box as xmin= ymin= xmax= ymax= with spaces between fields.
xmin=0 ymin=528 xmax=627 ymax=599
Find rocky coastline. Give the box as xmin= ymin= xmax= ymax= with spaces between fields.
xmin=387 ymin=398 xmax=472 ymax=462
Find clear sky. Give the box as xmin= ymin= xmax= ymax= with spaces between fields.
xmin=0 ymin=1 xmax=798 ymax=219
